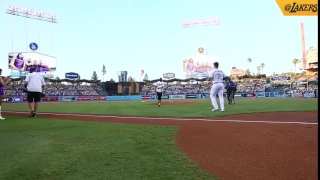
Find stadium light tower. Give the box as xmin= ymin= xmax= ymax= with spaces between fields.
xmin=181 ymin=17 xmax=220 ymax=54
xmin=5 ymin=5 xmax=57 ymax=54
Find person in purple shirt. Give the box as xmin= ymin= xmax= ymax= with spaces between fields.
xmin=0 ymin=68 xmax=12 ymax=120
xmin=187 ymin=58 xmax=195 ymax=72
xmin=25 ymin=60 xmax=38 ymax=72
xmin=10 ymin=53 xmax=26 ymax=71
xmin=37 ymin=60 xmax=49 ymax=72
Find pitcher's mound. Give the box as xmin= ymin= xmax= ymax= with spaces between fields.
xmin=149 ymin=100 xmax=197 ymax=106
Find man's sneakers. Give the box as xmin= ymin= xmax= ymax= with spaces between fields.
xmin=0 ymin=116 xmax=5 ymax=120
xmin=212 ymin=108 xmax=225 ymax=112
xmin=30 ymin=111 xmax=36 ymax=117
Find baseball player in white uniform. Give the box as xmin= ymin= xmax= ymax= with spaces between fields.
xmin=207 ymin=62 xmax=226 ymax=112
xmin=156 ymin=78 xmax=165 ymax=107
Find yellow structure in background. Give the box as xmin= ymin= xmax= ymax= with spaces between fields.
xmin=275 ymin=0 xmax=318 ymax=16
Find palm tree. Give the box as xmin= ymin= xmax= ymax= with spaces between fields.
xmin=247 ymin=58 xmax=252 ymax=70
xmin=257 ymin=65 xmax=261 ymax=74
xmin=128 ymin=76 xmax=134 ymax=82
xmin=245 ymin=69 xmax=251 ymax=75
xmin=260 ymin=63 xmax=265 ymax=74
xmin=292 ymin=58 xmax=299 ymax=75
xmin=232 ymin=66 xmax=236 ymax=69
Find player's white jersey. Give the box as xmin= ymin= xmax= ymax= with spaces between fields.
xmin=209 ymin=69 xmax=225 ymax=83
xmin=156 ymin=81 xmax=165 ymax=93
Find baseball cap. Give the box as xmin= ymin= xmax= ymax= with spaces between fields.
xmin=213 ymin=62 xmax=219 ymax=66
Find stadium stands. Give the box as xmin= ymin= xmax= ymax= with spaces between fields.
xmin=4 ymin=84 xmax=103 ymax=96
xmin=145 ymin=79 xmax=267 ymax=95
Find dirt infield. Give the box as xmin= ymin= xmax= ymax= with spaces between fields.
xmin=3 ymin=111 xmax=318 ymax=180
xmin=148 ymin=100 xmax=197 ymax=105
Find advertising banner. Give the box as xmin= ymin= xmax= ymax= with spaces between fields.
xmin=186 ymin=94 xmax=197 ymax=99
xmin=77 ymin=96 xmax=92 ymax=101
xmin=2 ymin=97 xmax=22 ymax=102
xmin=230 ymin=69 xmax=245 ymax=77
xmin=257 ymin=93 xmax=266 ymax=98
xmin=246 ymin=93 xmax=254 ymax=97
xmin=163 ymin=73 xmax=175 ymax=79
xmin=270 ymin=76 xmax=291 ymax=81
xmin=169 ymin=95 xmax=186 ymax=100
xmin=106 ymin=95 xmax=142 ymax=101
xmin=93 ymin=96 xmax=106 ymax=100
xmin=142 ymin=95 xmax=150 ymax=99
xmin=303 ymin=93 xmax=316 ymax=98
xmin=160 ymin=95 xmax=169 ymax=99
xmin=156 ymin=95 xmax=169 ymax=99
xmin=65 ymin=72 xmax=79 ymax=79
xmin=8 ymin=52 xmax=57 ymax=72
xmin=293 ymin=93 xmax=302 ymax=98
xmin=59 ymin=96 xmax=77 ymax=102
xmin=142 ymin=95 xmax=155 ymax=100
xmin=42 ymin=96 xmax=58 ymax=101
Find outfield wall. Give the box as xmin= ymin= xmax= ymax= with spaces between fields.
xmin=3 ymin=92 xmax=314 ymax=103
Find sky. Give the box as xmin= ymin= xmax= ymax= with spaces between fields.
xmin=0 ymin=0 xmax=318 ymax=81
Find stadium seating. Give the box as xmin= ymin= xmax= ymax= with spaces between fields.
xmin=5 ymin=84 xmax=103 ymax=96
xmin=145 ymin=79 xmax=267 ymax=95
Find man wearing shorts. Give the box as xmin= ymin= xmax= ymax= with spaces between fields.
xmin=156 ymin=78 xmax=165 ymax=107
xmin=24 ymin=67 xmax=46 ymax=117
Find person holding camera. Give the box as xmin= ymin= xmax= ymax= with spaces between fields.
xmin=24 ymin=67 xmax=46 ymax=117
xmin=0 ymin=69 xmax=12 ymax=120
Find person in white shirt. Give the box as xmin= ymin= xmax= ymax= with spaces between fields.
xmin=156 ymin=78 xmax=165 ymax=107
xmin=207 ymin=62 xmax=226 ymax=112
xmin=24 ymin=67 xmax=46 ymax=117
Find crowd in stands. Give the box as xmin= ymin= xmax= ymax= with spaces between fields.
xmin=3 ymin=78 xmax=318 ymax=97
xmin=4 ymin=83 xmax=102 ymax=96
xmin=143 ymin=79 xmax=317 ymax=95
xmin=144 ymin=79 xmax=267 ymax=95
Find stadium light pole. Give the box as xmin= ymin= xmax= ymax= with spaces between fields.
xmin=181 ymin=17 xmax=220 ymax=78
xmin=181 ymin=17 xmax=220 ymax=46
xmin=5 ymin=5 xmax=57 ymax=54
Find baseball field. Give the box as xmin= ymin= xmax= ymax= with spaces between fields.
xmin=1 ymin=98 xmax=318 ymax=180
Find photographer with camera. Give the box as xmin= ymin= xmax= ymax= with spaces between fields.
xmin=24 ymin=67 xmax=46 ymax=117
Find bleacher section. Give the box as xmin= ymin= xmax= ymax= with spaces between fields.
xmin=5 ymin=84 xmax=104 ymax=96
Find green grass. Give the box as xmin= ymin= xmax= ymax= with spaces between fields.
xmin=0 ymin=117 xmax=214 ymax=180
xmin=1 ymin=98 xmax=317 ymax=180
xmin=4 ymin=98 xmax=318 ymax=117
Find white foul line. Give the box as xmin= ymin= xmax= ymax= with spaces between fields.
xmin=4 ymin=111 xmax=318 ymax=125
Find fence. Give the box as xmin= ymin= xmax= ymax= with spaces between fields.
xmin=3 ymin=92 xmax=313 ymax=103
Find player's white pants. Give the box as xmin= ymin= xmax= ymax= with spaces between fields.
xmin=210 ymin=83 xmax=225 ymax=111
